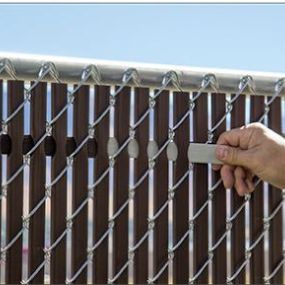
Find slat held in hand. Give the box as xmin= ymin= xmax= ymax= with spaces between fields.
xmin=50 ymin=83 xmax=67 ymax=283
xmin=6 ymin=80 xmax=24 ymax=283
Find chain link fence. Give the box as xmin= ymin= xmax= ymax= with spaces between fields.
xmin=0 ymin=53 xmax=284 ymax=284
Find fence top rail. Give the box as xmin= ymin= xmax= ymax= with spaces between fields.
xmin=0 ymin=51 xmax=284 ymax=96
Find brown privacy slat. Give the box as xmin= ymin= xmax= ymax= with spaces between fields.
xmin=0 ymin=80 xmax=2 ymax=254
xmin=6 ymin=80 xmax=24 ymax=283
xmin=0 ymin=77 xmax=284 ymax=285
xmin=72 ymin=85 xmax=89 ymax=283
xmin=230 ymin=94 xmax=246 ymax=284
xmin=211 ymin=92 xmax=227 ymax=283
xmin=93 ymin=85 xmax=110 ymax=283
xmin=268 ymin=97 xmax=283 ymax=283
xmin=29 ymin=82 xmax=47 ymax=283
xmin=250 ymin=95 xmax=264 ymax=284
xmin=173 ymin=91 xmax=189 ymax=283
xmin=154 ymin=90 xmax=168 ymax=283
xmin=134 ymin=87 xmax=149 ymax=283
xmin=113 ymin=86 xmax=130 ymax=283
xmin=50 ymin=83 xmax=67 ymax=283
xmin=193 ymin=92 xmax=208 ymax=283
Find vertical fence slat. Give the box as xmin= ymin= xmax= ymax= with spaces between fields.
xmin=211 ymin=92 xmax=227 ymax=283
xmin=193 ymin=92 xmax=208 ymax=283
xmin=93 ymin=85 xmax=110 ymax=283
xmin=1 ymin=67 xmax=285 ymax=285
xmin=134 ymin=87 xmax=149 ymax=283
xmin=29 ymin=82 xmax=47 ymax=283
xmin=173 ymin=91 xmax=189 ymax=283
xmin=113 ymin=86 xmax=130 ymax=283
xmin=72 ymin=85 xmax=89 ymax=283
xmin=154 ymin=90 xmax=168 ymax=283
xmin=250 ymin=95 xmax=264 ymax=284
xmin=6 ymin=80 xmax=24 ymax=283
xmin=0 ymin=80 xmax=2 ymax=260
xmin=231 ymin=94 xmax=246 ymax=284
xmin=268 ymin=97 xmax=283 ymax=283
xmin=50 ymin=83 xmax=67 ymax=283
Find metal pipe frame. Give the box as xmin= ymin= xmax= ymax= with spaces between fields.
xmin=0 ymin=52 xmax=284 ymax=96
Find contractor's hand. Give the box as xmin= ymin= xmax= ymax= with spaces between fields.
xmin=213 ymin=122 xmax=285 ymax=196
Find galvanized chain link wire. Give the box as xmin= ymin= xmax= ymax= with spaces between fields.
xmin=227 ymin=78 xmax=285 ymax=284
xmin=0 ymin=59 xmax=103 ymax=283
xmin=1 ymin=57 xmax=285 ymax=284
xmin=21 ymin=68 xmax=139 ymax=284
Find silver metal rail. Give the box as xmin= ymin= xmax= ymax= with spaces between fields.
xmin=0 ymin=52 xmax=285 ymax=95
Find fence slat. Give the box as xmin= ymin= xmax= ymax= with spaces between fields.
xmin=250 ymin=95 xmax=265 ymax=284
xmin=0 ymin=67 xmax=284 ymax=285
xmin=268 ymin=97 xmax=283 ymax=283
xmin=113 ymin=86 xmax=130 ymax=283
xmin=193 ymin=92 xmax=208 ymax=283
xmin=6 ymin=80 xmax=24 ymax=283
xmin=50 ymin=83 xmax=67 ymax=283
xmin=134 ymin=87 xmax=149 ymax=283
xmin=0 ymin=80 xmax=2 ymax=261
xmin=231 ymin=94 xmax=246 ymax=284
xmin=211 ymin=92 xmax=227 ymax=283
xmin=173 ymin=91 xmax=189 ymax=283
xmin=93 ymin=85 xmax=110 ymax=283
xmin=153 ymin=90 xmax=169 ymax=283
xmin=29 ymin=82 xmax=47 ymax=283
xmin=72 ymin=85 xmax=89 ymax=283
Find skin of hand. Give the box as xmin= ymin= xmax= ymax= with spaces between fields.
xmin=212 ymin=122 xmax=285 ymax=196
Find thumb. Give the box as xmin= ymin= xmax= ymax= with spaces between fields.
xmin=215 ymin=145 xmax=252 ymax=167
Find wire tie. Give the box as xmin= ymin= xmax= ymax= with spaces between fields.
xmin=23 ymin=217 xmax=30 ymax=230
xmin=66 ymin=218 xmax=73 ymax=230
xmin=148 ymin=159 xmax=155 ymax=169
xmin=129 ymin=127 xmax=136 ymax=139
xmin=108 ymin=220 xmax=115 ymax=229
xmin=88 ymin=124 xmax=95 ymax=138
xmin=0 ymin=251 xmax=6 ymax=262
xmin=109 ymin=94 xmax=116 ymax=106
xmin=147 ymin=219 xmax=155 ymax=230
xmin=1 ymin=185 xmax=7 ymax=198
xmin=66 ymin=157 xmax=74 ymax=167
xmin=46 ymin=122 xmax=53 ymax=136
xmin=68 ymin=92 xmax=75 ymax=104
xmin=149 ymin=96 xmax=156 ymax=108
xmin=1 ymin=121 xmax=8 ymax=134
xmin=23 ymin=154 xmax=31 ymax=166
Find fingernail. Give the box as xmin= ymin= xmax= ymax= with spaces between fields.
xmin=216 ymin=146 xmax=228 ymax=160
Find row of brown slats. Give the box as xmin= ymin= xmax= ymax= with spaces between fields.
xmin=0 ymin=80 xmax=283 ymax=284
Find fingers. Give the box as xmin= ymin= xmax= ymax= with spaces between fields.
xmin=219 ymin=165 xmax=255 ymax=196
xmin=220 ymin=165 xmax=235 ymax=189
xmin=215 ymin=145 xmax=254 ymax=169
xmin=212 ymin=163 xmax=221 ymax=171
xmin=234 ymin=166 xmax=249 ymax=196
xmin=216 ymin=127 xmax=244 ymax=147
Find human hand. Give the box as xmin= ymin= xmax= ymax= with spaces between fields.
xmin=213 ymin=122 xmax=285 ymax=196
